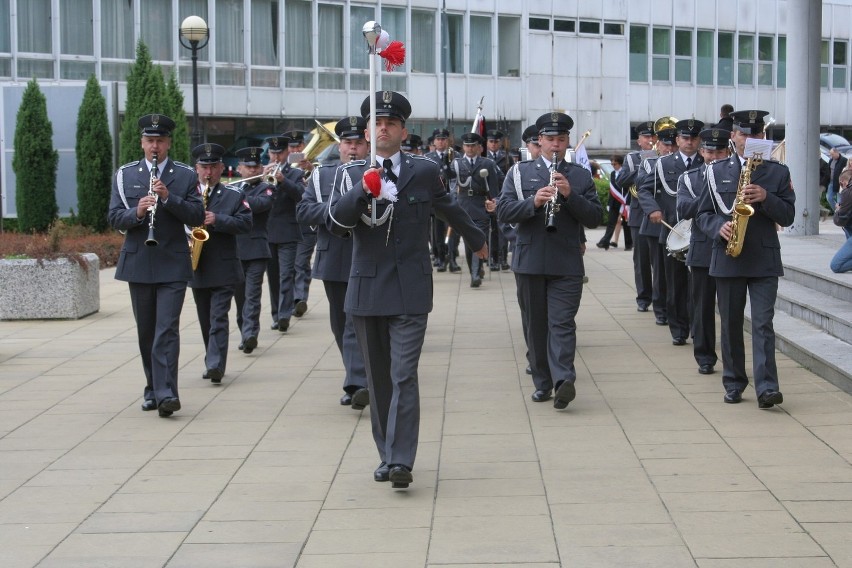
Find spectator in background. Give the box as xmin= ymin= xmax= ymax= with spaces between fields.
xmin=716 ymin=104 xmax=734 ymax=131
xmin=828 ymin=148 xmax=848 ymax=215
xmin=596 ymin=155 xmax=632 ymax=250
xmin=831 ymin=170 xmax=852 ymax=273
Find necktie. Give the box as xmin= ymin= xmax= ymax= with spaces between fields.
xmin=685 ymin=156 xmax=692 ymax=169
xmin=382 ymin=158 xmax=397 ymax=183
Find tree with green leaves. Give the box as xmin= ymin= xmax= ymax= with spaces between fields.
xmin=119 ymin=40 xmax=166 ymax=165
xmin=13 ymin=78 xmax=58 ymax=233
xmin=75 ymin=75 xmax=113 ymax=232
xmin=165 ymin=69 xmax=190 ymax=164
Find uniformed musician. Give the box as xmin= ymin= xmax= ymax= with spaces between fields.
xmin=695 ymin=110 xmax=795 ymax=408
xmin=497 ymin=112 xmax=604 ymax=409
xmin=108 ymin=114 xmax=204 ymax=417
xmin=521 ymin=124 xmax=542 ymax=160
xmin=402 ymin=134 xmax=423 ymax=155
xmin=328 ymin=91 xmax=487 ymax=489
xmin=296 ymin=116 xmax=370 ymax=410
xmin=424 ymin=128 xmax=460 ymax=272
xmin=234 ymin=146 xmax=276 ymax=355
xmin=486 ymin=129 xmax=511 ymax=270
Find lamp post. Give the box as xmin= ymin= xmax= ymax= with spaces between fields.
xmin=179 ymin=15 xmax=209 ymax=148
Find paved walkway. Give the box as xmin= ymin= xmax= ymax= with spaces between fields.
xmin=1 ymin=227 xmax=852 ymax=568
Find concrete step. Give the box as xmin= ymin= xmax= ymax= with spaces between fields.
xmin=783 ymin=263 xmax=852 ymax=303
xmin=776 ymin=278 xmax=852 ymax=343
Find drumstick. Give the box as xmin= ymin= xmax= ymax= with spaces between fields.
xmin=660 ymin=219 xmax=686 ymax=238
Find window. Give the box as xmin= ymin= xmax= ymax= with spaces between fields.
xmin=778 ymin=36 xmax=786 ymax=88
xmin=0 ymin=0 xmax=10 ymax=54
xmin=604 ymin=23 xmax=624 ymax=36
xmin=446 ymin=13 xmax=463 ymax=73
xmin=470 ymin=15 xmax=491 ymax=75
xmin=718 ymin=32 xmax=734 ymax=86
xmin=142 ymin=0 xmax=172 ymax=61
xmin=821 ymin=40 xmax=829 ymax=88
xmin=579 ymin=21 xmax=600 ymax=34
xmin=834 ymin=40 xmax=847 ymax=89
xmin=498 ymin=16 xmax=520 ymax=77
xmin=179 ymin=0 xmax=210 ymax=66
xmin=60 ymin=0 xmax=93 ymax=56
xmin=285 ymin=0 xmax=312 ymax=88
xmin=675 ymin=29 xmax=691 ymax=82
xmin=554 ymin=19 xmax=575 ymax=33
xmin=529 ymin=17 xmax=549 ymax=31
xmin=652 ymin=28 xmax=670 ymax=81
xmin=697 ymin=30 xmax=713 ymax=85
xmin=16 ymin=0 xmax=52 ymax=78
xmin=350 ymin=4 xmax=374 ymax=87
xmin=629 ymin=25 xmax=648 ymax=82
xmin=412 ymin=10 xmax=435 ymax=73
xmin=738 ymin=34 xmax=754 ymax=85
xmin=758 ymin=35 xmax=773 ymax=86
xmin=318 ymin=3 xmax=343 ymax=89
xmin=215 ymin=0 xmax=245 ymax=85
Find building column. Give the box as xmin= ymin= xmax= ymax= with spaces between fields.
xmin=785 ymin=0 xmax=822 ymax=235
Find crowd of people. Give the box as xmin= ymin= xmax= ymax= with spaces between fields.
xmin=108 ymin=98 xmax=795 ymax=489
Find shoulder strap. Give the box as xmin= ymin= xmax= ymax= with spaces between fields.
xmin=312 ymin=167 xmax=323 ymax=204
xmin=117 ymin=168 xmax=129 ymax=209
xmin=512 ymin=163 xmax=523 ymax=200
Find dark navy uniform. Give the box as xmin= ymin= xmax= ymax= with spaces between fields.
xmin=695 ymin=110 xmax=795 ymax=407
xmin=621 ymin=130 xmax=655 ymax=311
xmin=329 ymin=92 xmax=486 ymax=484
xmin=425 ymin=128 xmax=457 ymax=272
xmin=189 ymin=144 xmax=252 ymax=382
xmin=234 ymin=147 xmax=276 ymax=353
xmin=486 ymin=130 xmax=511 ymax=269
xmin=497 ymin=112 xmax=604 ymax=408
xmin=108 ymin=114 xmax=204 ymax=416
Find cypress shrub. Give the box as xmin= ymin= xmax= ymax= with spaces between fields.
xmin=75 ymin=75 xmax=113 ymax=232
xmin=119 ymin=41 xmax=166 ymax=165
xmin=165 ymin=69 xmax=191 ymax=164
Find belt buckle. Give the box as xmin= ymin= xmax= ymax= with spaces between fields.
xmin=467 ymin=189 xmax=474 ymax=197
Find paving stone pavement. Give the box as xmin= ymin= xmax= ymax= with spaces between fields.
xmin=1 ymin=228 xmax=852 ymax=567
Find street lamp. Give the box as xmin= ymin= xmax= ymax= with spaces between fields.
xmin=179 ymin=15 xmax=209 ymax=148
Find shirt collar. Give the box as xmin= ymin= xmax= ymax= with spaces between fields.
xmin=145 ymin=157 xmax=167 ymax=175
xmin=376 ymin=152 xmax=401 ymax=170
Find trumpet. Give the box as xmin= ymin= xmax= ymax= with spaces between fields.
xmin=189 ymin=176 xmax=211 ymax=271
xmin=239 ymin=162 xmax=282 ymax=185
xmin=544 ymin=152 xmax=560 ymax=232
xmin=145 ymin=153 xmax=159 ymax=247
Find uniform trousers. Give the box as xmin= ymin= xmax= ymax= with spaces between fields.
xmin=353 ymin=313 xmax=428 ymax=470
xmin=463 ymin=216 xmax=492 ymax=278
xmin=515 ymin=273 xmax=583 ymax=392
xmin=323 ymin=281 xmax=368 ymax=393
xmin=689 ymin=266 xmax=718 ymax=367
xmin=192 ymin=285 xmax=236 ymax=374
xmin=632 ymin=233 xmax=653 ymax=309
xmin=716 ymin=276 xmax=780 ymax=397
xmin=663 ymin=253 xmax=690 ymax=340
xmin=235 ymin=259 xmax=267 ymax=341
xmin=295 ymin=233 xmax=316 ymax=303
xmin=267 ymin=242 xmax=298 ymax=322
xmin=489 ymin=215 xmax=506 ymax=265
xmin=430 ymin=215 xmax=448 ymax=262
xmin=128 ymin=281 xmax=185 ymax=404
xmin=648 ymin=240 xmax=668 ymax=319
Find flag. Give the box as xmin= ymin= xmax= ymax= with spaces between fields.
xmin=573 ymin=144 xmax=592 ymax=173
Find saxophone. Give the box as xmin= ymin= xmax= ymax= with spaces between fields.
xmin=725 ymin=154 xmax=762 ymax=257
xmin=190 ymin=177 xmax=211 ymax=271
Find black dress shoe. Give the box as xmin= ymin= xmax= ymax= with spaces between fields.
xmin=531 ymin=389 xmax=552 ymax=402
xmin=278 ymin=318 xmax=290 ymax=332
xmin=294 ymin=300 xmax=308 ymax=318
xmin=489 ymin=263 xmax=499 ymax=271
xmin=724 ymin=389 xmax=743 ymax=404
xmin=624 ymin=245 xmax=633 ymax=251
xmin=525 ymin=365 xmax=532 ymax=375
xmin=436 ymin=259 xmax=447 ymax=272
xmin=141 ymin=399 xmax=157 ymax=411
xmin=207 ymin=368 xmax=223 ymax=384
xmin=374 ymin=462 xmax=390 ymax=482
xmin=243 ymin=336 xmax=258 ymax=354
xmin=270 ymin=321 xmax=279 ymax=331
xmin=655 ymin=317 xmax=668 ymax=326
xmin=449 ymin=259 xmax=462 ymax=273
xmin=388 ymin=465 xmax=413 ymax=488
xmin=758 ymin=390 xmax=783 ymax=409
xmin=350 ymin=388 xmax=370 ymax=410
xmin=470 ymin=276 xmax=482 ymax=288
xmin=596 ymin=241 xmax=609 ymax=250
xmin=501 ymin=263 xmax=511 ymax=271
xmin=672 ymin=337 xmax=687 ymax=346
xmin=158 ymin=397 xmax=181 ymax=417
xmin=698 ymin=364 xmax=715 ymax=375
xmin=553 ymin=381 xmax=576 ymax=409
xmin=238 ymin=342 xmax=245 ymax=351
xmin=340 ymin=393 xmax=353 ymax=405
xmin=637 ymin=305 xmax=649 ymax=312
xmin=202 ymin=370 xmax=210 ymax=379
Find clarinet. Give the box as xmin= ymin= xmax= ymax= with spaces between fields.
xmin=145 ymin=153 xmax=159 ymax=246
xmin=544 ymin=152 xmax=560 ymax=233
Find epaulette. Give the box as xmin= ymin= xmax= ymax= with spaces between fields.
xmin=119 ymin=160 xmax=140 ymax=170
xmin=223 ymin=183 xmax=244 ymax=193
xmin=340 ymin=159 xmax=367 ymax=170
xmin=518 ymin=159 xmax=535 ymax=164
xmin=408 ymin=154 xmax=440 ymax=164
xmin=172 ymin=161 xmax=195 ymax=172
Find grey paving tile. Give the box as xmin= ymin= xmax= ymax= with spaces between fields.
xmin=429 ymin=515 xmax=558 ymax=564
xmin=167 ymin=543 xmax=302 ymax=568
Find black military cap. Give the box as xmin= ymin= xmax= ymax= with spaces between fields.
xmin=730 ymin=110 xmax=770 ymax=134
xmin=236 ymin=146 xmax=264 ymax=166
xmin=522 ymin=124 xmax=540 ymax=144
xmin=282 ymin=130 xmax=306 ymax=146
xmin=400 ymin=134 xmax=422 ymax=151
xmin=699 ymin=128 xmax=732 ymax=150
xmin=265 ymin=136 xmax=290 ymax=153
xmin=138 ymin=114 xmax=175 ymax=137
xmin=675 ymin=119 xmax=705 ymax=137
xmin=360 ymin=91 xmax=412 ymax=123
xmin=192 ymin=143 xmax=226 ymax=164
xmin=536 ymin=112 xmax=574 ymax=136
xmin=636 ymin=121 xmax=656 ymax=136
xmin=335 ymin=116 xmax=367 ymax=140
xmin=432 ymin=128 xmax=450 ymax=139
xmin=657 ymin=128 xmax=677 ymax=145
xmin=427 ymin=135 xmax=435 ymax=144
xmin=461 ymin=132 xmax=485 ymax=145
xmin=486 ymin=129 xmax=504 ymax=140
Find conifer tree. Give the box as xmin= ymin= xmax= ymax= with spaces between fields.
xmin=13 ymin=78 xmax=58 ymax=233
xmin=165 ymin=69 xmax=191 ymax=164
xmin=75 ymin=75 xmax=113 ymax=232
xmin=119 ymin=41 xmax=166 ymax=165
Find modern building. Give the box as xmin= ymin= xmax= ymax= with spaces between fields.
xmin=0 ymin=0 xmax=849 ymax=216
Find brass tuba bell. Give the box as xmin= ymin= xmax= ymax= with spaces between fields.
xmin=653 ymin=116 xmax=678 ymax=135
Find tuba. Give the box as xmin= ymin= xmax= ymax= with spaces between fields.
xmin=653 ymin=116 xmax=678 ymax=135
xmin=303 ymin=120 xmax=341 ymax=163
xmin=726 ymin=154 xmax=761 ymax=257
xmin=189 ymin=177 xmax=211 ymax=270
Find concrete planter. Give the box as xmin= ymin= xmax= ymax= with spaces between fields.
xmin=0 ymin=253 xmax=100 ymax=320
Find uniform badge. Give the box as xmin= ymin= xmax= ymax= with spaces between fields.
xmin=550 ymin=112 xmax=559 ymax=123
xmin=382 ymin=91 xmax=393 ymax=103
xmin=151 ymin=114 xmax=160 ymax=127
xmin=349 ymin=116 xmax=358 ymax=126
xmin=243 ymin=200 xmax=251 ymax=210
xmin=687 ymin=119 xmax=694 ymax=128
xmin=204 ymin=143 xmax=212 ymax=156
xmin=712 ymin=129 xmax=719 ymax=138
xmin=749 ymin=110 xmax=757 ymax=122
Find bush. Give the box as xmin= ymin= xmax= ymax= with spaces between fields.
xmin=594 ymin=178 xmax=610 ymax=225
xmin=76 ymin=75 xmax=113 ymax=232
xmin=165 ymin=69 xmax=191 ymax=165
xmin=0 ymin=223 xmax=124 ymax=268
xmin=119 ymin=41 xmax=166 ymax=166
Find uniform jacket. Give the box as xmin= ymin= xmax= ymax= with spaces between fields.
xmin=296 ymin=162 xmax=353 ymax=283
xmin=622 ymin=150 xmax=646 ymax=229
xmin=236 ymin=180 xmax=275 ymax=261
xmin=487 ymin=150 xmax=510 ymax=186
xmin=497 ymin=157 xmax=604 ymax=276
xmin=638 ymin=152 xmax=703 ymax=242
xmin=424 ymin=150 xmax=457 ymax=185
xmin=190 ymin=182 xmax=253 ymax=288
xmin=452 ymin=155 xmax=500 ymax=223
xmin=329 ymin=154 xmax=486 ymax=316
xmin=267 ymin=164 xmax=305 ymax=244
xmin=676 ymin=165 xmax=713 ymax=268
xmin=108 ymin=157 xmax=204 ymax=284
xmin=695 ymin=156 xmax=796 ymax=278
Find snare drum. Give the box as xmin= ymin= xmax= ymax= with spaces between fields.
xmin=665 ymin=219 xmax=692 ymax=262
